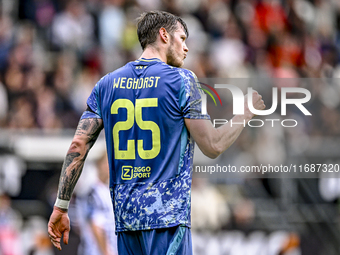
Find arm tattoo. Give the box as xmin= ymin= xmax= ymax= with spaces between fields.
xmin=57 ymin=118 xmax=103 ymax=200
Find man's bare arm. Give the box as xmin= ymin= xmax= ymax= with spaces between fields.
xmin=185 ymin=91 xmax=265 ymax=159
xmin=48 ymin=117 xmax=103 ymax=251
xmin=57 ymin=118 xmax=103 ymax=201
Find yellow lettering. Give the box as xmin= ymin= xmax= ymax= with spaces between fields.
xmin=149 ymin=77 xmax=154 ymax=88
xmin=154 ymin=77 xmax=160 ymax=88
xmin=133 ymin=78 xmax=139 ymax=89
xmin=138 ymin=78 xmax=143 ymax=89
xmin=115 ymin=77 xmax=159 ymax=90
xmin=143 ymin=78 xmax=149 ymax=89
xmin=113 ymin=78 xmax=120 ymax=88
xmin=120 ymin=77 xmax=126 ymax=88
xmin=136 ymin=98 xmax=160 ymax=159
xmin=126 ymin=78 xmax=133 ymax=89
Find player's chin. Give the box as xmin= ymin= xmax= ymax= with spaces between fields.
xmin=174 ymin=60 xmax=184 ymax=68
xmin=168 ymin=58 xmax=184 ymax=68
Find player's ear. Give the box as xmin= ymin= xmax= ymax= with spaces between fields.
xmin=159 ymin=28 xmax=169 ymax=44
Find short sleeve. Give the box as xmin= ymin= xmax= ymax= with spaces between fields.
xmin=178 ymin=69 xmax=210 ymax=120
xmin=81 ymin=82 xmax=102 ymax=119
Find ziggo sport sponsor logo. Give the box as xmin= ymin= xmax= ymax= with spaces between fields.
xmin=121 ymin=166 xmax=151 ymax=180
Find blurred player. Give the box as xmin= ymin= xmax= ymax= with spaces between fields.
xmin=48 ymin=10 xmax=265 ymax=255
xmin=76 ymin=153 xmax=117 ymax=255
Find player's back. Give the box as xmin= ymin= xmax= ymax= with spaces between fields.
xmin=86 ymin=58 xmax=197 ymax=232
xmin=98 ymin=58 xmax=189 ymax=183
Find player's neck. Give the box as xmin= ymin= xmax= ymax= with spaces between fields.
xmin=140 ymin=46 xmax=167 ymax=63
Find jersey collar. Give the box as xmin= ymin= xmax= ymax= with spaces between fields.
xmin=135 ymin=57 xmax=162 ymax=63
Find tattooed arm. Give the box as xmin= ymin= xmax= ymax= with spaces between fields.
xmin=48 ymin=117 xmax=103 ymax=250
xmin=57 ymin=118 xmax=103 ymax=200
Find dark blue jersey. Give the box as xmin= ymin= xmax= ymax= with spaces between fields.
xmin=81 ymin=58 xmax=209 ymax=231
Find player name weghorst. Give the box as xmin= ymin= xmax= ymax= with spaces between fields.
xmin=113 ymin=76 xmax=161 ymax=90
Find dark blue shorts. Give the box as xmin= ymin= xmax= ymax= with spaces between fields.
xmin=117 ymin=226 xmax=192 ymax=255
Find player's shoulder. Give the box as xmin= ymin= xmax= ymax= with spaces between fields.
xmin=176 ymin=68 xmax=197 ymax=79
xmin=173 ymin=68 xmax=199 ymax=88
xmin=151 ymin=61 xmax=180 ymax=73
xmin=155 ymin=62 xmax=197 ymax=80
xmin=143 ymin=61 xmax=186 ymax=82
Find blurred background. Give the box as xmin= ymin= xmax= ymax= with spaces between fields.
xmin=1 ymin=0 xmax=340 ymax=254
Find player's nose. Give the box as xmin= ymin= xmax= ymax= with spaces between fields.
xmin=184 ymin=43 xmax=189 ymax=53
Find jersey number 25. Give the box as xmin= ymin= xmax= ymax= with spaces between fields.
xmin=111 ymin=98 xmax=161 ymax=160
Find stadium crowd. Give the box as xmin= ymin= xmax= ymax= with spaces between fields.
xmin=0 ymin=0 xmax=340 ymax=130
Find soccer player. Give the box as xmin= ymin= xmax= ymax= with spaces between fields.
xmin=48 ymin=10 xmax=265 ymax=255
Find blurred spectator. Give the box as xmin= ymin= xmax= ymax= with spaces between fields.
xmin=0 ymin=193 xmax=23 ymax=255
xmin=75 ymin=153 xmax=118 ymax=255
xmin=253 ymin=0 xmax=287 ymax=34
xmin=21 ymin=216 xmax=53 ymax=255
xmin=0 ymin=81 xmax=8 ymax=126
xmin=98 ymin=0 xmax=125 ymax=52
xmin=232 ymin=198 xmax=255 ymax=228
xmin=0 ymin=14 xmax=14 ymax=72
xmin=34 ymin=0 xmax=56 ymax=29
xmin=0 ymin=155 xmax=26 ymax=197
xmin=36 ymin=86 xmax=63 ymax=129
xmin=7 ymin=95 xmax=37 ymax=129
xmin=211 ymin=14 xmax=248 ymax=77
xmin=51 ymin=0 xmax=95 ymax=52
xmin=191 ymin=178 xmax=230 ymax=231
xmin=72 ymin=67 xmax=101 ymax=115
xmin=52 ymin=51 xmax=80 ymax=128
